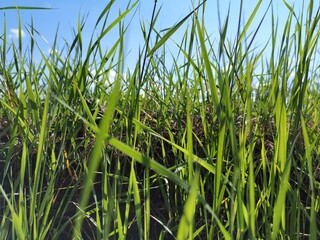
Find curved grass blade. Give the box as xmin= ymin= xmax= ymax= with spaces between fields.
xmin=107 ymin=136 xmax=231 ymax=239
xmin=72 ymin=67 xmax=122 ymax=238
xmin=147 ymin=1 xmax=206 ymax=58
xmin=0 ymin=185 xmax=25 ymax=240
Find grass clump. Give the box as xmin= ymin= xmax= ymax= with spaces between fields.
xmin=1 ymin=0 xmax=320 ymax=239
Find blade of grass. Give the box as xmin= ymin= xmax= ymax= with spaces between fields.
xmin=0 ymin=185 xmax=25 ymax=240
xmin=29 ymin=72 xmax=51 ymax=238
xmin=72 ymin=64 xmax=121 ymax=239
xmin=301 ymin=116 xmax=317 ymax=240
xmin=107 ymin=135 xmax=231 ymax=239
xmin=177 ymin=171 xmax=199 ymax=240
xmin=129 ymin=161 xmax=143 ymax=239
xmin=0 ymin=6 xmax=53 ymax=10
xmin=147 ymin=1 xmax=206 ymax=58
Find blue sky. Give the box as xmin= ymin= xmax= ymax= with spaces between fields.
xmin=0 ymin=0 xmax=314 ymax=70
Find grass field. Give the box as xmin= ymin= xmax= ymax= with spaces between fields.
xmin=1 ymin=0 xmax=320 ymax=239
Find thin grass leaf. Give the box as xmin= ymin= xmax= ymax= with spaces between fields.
xmin=271 ymin=159 xmax=291 ymax=239
xmin=29 ymin=74 xmax=51 ymax=234
xmin=147 ymin=1 xmax=205 ymax=58
xmin=195 ymin=16 xmax=219 ymax=108
xmin=0 ymin=6 xmax=53 ymax=10
xmin=301 ymin=116 xmax=317 ymax=240
xmin=237 ymin=0 xmax=263 ymax=45
xmin=0 ymin=185 xmax=25 ymax=240
xmin=177 ymin=171 xmax=199 ymax=240
xmin=107 ymin=136 xmax=231 ymax=239
xmin=72 ymin=66 xmax=122 ymax=238
xmin=129 ymin=161 xmax=143 ymax=239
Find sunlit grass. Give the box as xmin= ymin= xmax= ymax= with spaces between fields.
xmin=0 ymin=0 xmax=320 ymax=239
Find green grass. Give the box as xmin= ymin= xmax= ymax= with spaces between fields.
xmin=1 ymin=0 xmax=320 ymax=239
